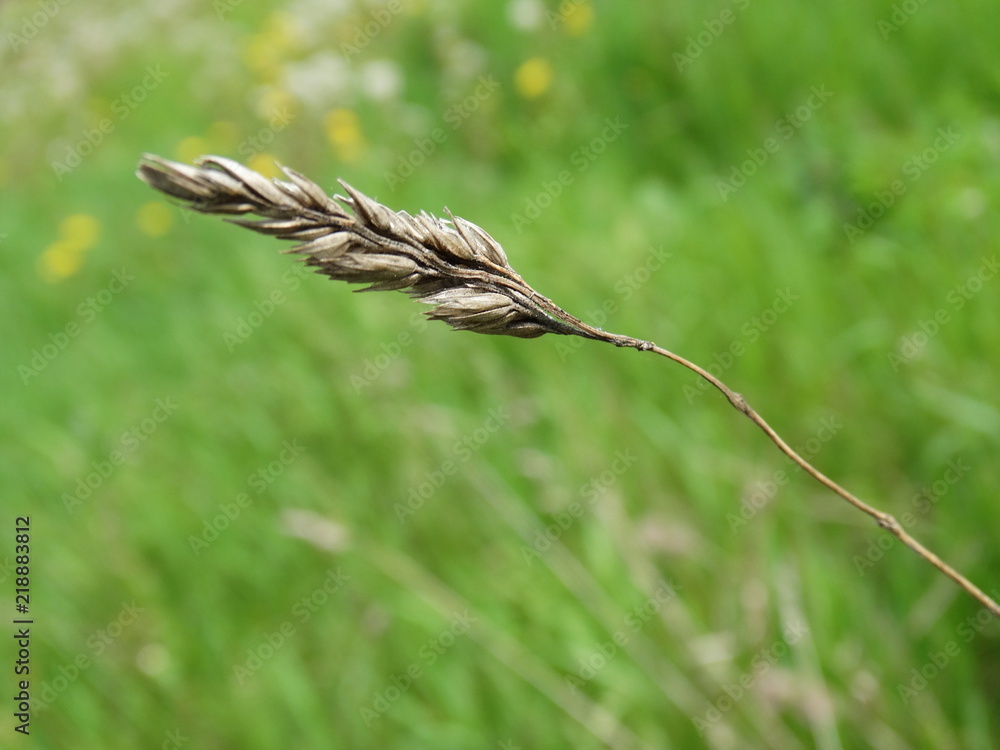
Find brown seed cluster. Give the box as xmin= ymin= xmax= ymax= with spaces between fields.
xmin=136 ymin=154 xmax=595 ymax=339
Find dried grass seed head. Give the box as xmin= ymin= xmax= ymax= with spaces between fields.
xmin=136 ymin=154 xmax=586 ymax=339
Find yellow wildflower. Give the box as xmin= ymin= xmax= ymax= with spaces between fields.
xmin=564 ymin=1 xmax=594 ymax=36
xmin=324 ymin=108 xmax=366 ymax=162
xmin=39 ymin=214 xmax=101 ymax=282
xmin=514 ymin=57 xmax=553 ymax=99
xmin=135 ymin=201 xmax=173 ymax=238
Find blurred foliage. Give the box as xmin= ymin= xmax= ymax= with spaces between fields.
xmin=2 ymin=0 xmax=999 ymax=748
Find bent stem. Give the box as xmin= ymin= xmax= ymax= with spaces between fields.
xmin=568 ymin=318 xmax=999 ymax=619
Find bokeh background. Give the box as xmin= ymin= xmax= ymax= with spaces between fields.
xmin=3 ymin=0 xmax=999 ymax=748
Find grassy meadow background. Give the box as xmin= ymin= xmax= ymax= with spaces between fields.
xmin=2 ymin=0 xmax=999 ymax=747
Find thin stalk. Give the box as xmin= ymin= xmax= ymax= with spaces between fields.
xmin=568 ymin=319 xmax=1000 ymax=620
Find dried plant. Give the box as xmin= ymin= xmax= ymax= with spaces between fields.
xmin=137 ymin=153 xmax=998 ymax=620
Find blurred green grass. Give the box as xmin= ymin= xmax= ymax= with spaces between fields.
xmin=2 ymin=0 xmax=999 ymax=748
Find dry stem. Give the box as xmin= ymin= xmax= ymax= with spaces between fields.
xmin=583 ymin=329 xmax=1000 ymax=620
xmin=137 ymin=153 xmax=999 ymax=620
